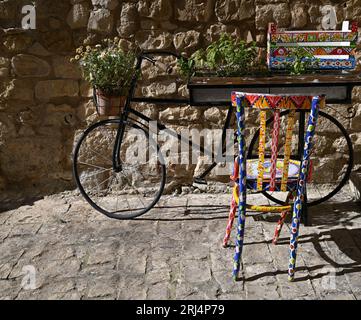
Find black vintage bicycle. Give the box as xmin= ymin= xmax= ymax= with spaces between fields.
xmin=72 ymin=50 xmax=354 ymax=220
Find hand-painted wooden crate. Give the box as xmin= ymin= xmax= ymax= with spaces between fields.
xmin=267 ymin=21 xmax=358 ymax=71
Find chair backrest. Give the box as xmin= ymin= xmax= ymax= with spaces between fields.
xmin=231 ymin=92 xmax=325 ymax=193
xmin=267 ymin=21 xmax=358 ymax=71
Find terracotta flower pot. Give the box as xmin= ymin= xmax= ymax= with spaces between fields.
xmin=95 ymin=89 xmax=127 ymax=116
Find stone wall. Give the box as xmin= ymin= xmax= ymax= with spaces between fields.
xmin=0 ymin=0 xmax=361 ymax=203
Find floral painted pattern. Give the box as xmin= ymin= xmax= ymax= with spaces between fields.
xmin=268 ymin=22 xmax=358 ymax=71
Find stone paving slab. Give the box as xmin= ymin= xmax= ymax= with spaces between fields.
xmin=0 ymin=188 xmax=361 ymax=300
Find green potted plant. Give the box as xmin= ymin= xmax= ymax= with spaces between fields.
xmin=178 ymin=34 xmax=268 ymax=79
xmin=179 ymin=34 xmax=323 ymax=105
xmin=178 ymin=34 xmax=270 ymax=105
xmin=178 ymin=34 xmax=319 ymax=78
xmin=284 ymin=48 xmax=320 ymax=75
xmin=71 ymin=37 xmax=138 ymax=116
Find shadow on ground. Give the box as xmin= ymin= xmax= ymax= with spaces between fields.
xmin=140 ymin=198 xmax=361 ymax=284
xmin=242 ymin=227 xmax=361 ymax=283
xmin=136 ymin=204 xmax=230 ymax=221
xmin=0 ymin=196 xmax=44 ymax=214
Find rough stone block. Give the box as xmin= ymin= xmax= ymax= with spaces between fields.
xmin=159 ymin=106 xmax=201 ymax=122
xmin=40 ymin=29 xmax=73 ymax=52
xmin=135 ymin=31 xmax=173 ymax=50
xmin=11 ymin=54 xmax=51 ymax=78
xmin=52 ymin=56 xmax=81 ymax=79
xmin=67 ymin=2 xmax=91 ymax=29
xmin=0 ymin=68 xmax=9 ymax=78
xmin=1 ymin=79 xmax=34 ymax=101
xmin=291 ymin=3 xmax=308 ymax=28
xmin=205 ymin=24 xmax=241 ymax=44
xmin=35 ymin=80 xmax=79 ymax=101
xmin=349 ymin=171 xmax=361 ymax=201
xmin=27 ymin=43 xmax=51 ymax=57
xmin=88 ymin=8 xmax=114 ymax=34
xmin=3 ymin=34 xmax=33 ymax=53
xmin=138 ymin=0 xmax=172 ymax=21
xmin=256 ymin=3 xmax=291 ymax=29
xmin=142 ymin=81 xmax=177 ymax=98
xmin=175 ymin=0 xmax=214 ymax=22
xmin=117 ymin=3 xmax=138 ymax=37
xmin=91 ymin=0 xmax=118 ymax=10
xmin=0 ymin=0 xmax=17 ymax=20
xmin=174 ymin=30 xmax=200 ymax=54
xmin=0 ymin=57 xmax=10 ymax=68
xmin=215 ymin=0 xmax=255 ymax=22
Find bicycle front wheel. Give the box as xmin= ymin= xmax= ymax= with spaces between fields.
xmin=73 ymin=119 xmax=166 ymax=219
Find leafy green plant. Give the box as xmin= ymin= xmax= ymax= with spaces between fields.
xmin=286 ymin=48 xmax=320 ymax=75
xmin=71 ymin=37 xmax=138 ymax=96
xmin=206 ymin=34 xmax=258 ymax=76
xmin=178 ymin=34 xmax=324 ymax=78
xmin=177 ymin=48 xmax=206 ymax=78
xmin=177 ymin=34 xmax=266 ymax=78
xmin=178 ymin=56 xmax=196 ymax=79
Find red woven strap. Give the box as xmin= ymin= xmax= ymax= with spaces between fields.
xmin=269 ymin=110 xmax=281 ymax=191
xmin=281 ymin=110 xmax=296 ymax=191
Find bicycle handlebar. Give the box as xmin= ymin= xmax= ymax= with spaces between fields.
xmin=140 ymin=50 xmax=183 ymax=60
xmin=155 ymin=60 xmax=174 ymax=75
xmin=138 ymin=50 xmax=184 ymax=75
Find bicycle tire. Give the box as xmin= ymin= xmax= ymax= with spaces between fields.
xmin=73 ymin=119 xmax=166 ymax=219
xmin=247 ymin=110 xmax=353 ymax=207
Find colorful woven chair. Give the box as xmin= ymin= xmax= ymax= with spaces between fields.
xmin=223 ymin=92 xmax=325 ymax=281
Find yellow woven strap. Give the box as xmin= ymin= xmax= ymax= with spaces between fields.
xmin=281 ymin=110 xmax=296 ymax=191
xmin=232 ymin=185 xmax=291 ymax=213
xmin=257 ymin=110 xmax=267 ymax=191
xmin=247 ymin=204 xmax=292 ymax=213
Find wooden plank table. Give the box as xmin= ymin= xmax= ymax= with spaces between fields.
xmin=188 ymin=73 xmax=361 ymax=106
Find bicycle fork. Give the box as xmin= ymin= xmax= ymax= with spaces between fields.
xmin=112 ymin=54 xmax=142 ymax=172
xmin=112 ymin=118 xmax=126 ymax=172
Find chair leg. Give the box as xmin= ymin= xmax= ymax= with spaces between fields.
xmin=288 ymin=198 xmax=302 ymax=282
xmin=272 ymin=191 xmax=295 ymax=245
xmin=232 ymin=202 xmax=246 ymax=280
xmin=272 ymin=210 xmax=289 ymax=245
xmin=223 ymin=195 xmax=237 ymax=248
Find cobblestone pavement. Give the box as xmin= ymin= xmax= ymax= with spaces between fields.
xmin=1 ymin=187 xmax=361 ymax=300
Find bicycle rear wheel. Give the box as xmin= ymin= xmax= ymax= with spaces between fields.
xmin=248 ymin=110 xmax=353 ymax=207
xmin=73 ymin=119 xmax=166 ymax=219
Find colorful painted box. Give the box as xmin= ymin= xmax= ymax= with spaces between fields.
xmin=267 ymin=21 xmax=359 ymax=71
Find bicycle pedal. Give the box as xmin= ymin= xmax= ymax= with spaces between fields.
xmin=193 ymin=177 xmax=207 ymax=185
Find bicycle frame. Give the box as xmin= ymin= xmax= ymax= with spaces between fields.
xmin=93 ymin=50 xmax=354 ymax=222
xmin=110 ymin=50 xmax=235 ymax=182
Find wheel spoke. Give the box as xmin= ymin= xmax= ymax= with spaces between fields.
xmin=123 ymin=193 xmax=131 ymax=211
xmin=101 ymin=126 xmax=116 ymax=144
xmin=87 ymin=146 xmax=113 ymax=164
xmin=78 ymin=161 xmax=111 ymax=171
xmin=85 ymin=175 xmax=113 ymax=195
xmin=119 ymin=171 xmax=147 ymax=209
xmin=73 ymin=119 xmax=165 ymax=219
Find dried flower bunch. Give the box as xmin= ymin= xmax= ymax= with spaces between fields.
xmin=71 ymin=37 xmax=138 ymax=96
